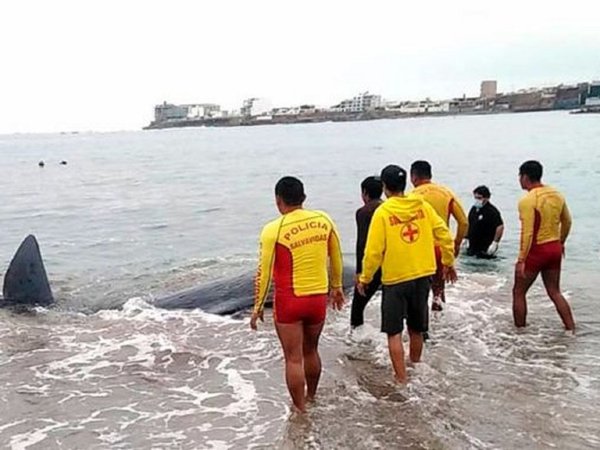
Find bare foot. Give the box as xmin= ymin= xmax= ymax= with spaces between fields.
xmin=394 ymin=375 xmax=408 ymax=384
xmin=291 ymin=403 xmax=306 ymax=414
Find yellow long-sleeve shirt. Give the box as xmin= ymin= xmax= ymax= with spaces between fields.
xmin=412 ymin=181 xmax=468 ymax=243
xmin=518 ymin=185 xmax=572 ymax=261
xmin=253 ymin=209 xmax=343 ymax=314
xmin=359 ymin=194 xmax=455 ymax=286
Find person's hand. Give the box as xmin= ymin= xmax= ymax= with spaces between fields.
xmin=353 ymin=273 xmax=360 ymax=284
xmin=561 ymin=243 xmax=566 ymax=258
xmin=486 ymin=241 xmax=499 ymax=256
xmin=330 ymin=287 xmax=346 ymax=311
xmin=443 ymin=265 xmax=458 ymax=283
xmin=356 ymin=282 xmax=367 ymax=297
xmin=250 ymin=310 xmax=263 ymax=330
xmin=515 ymin=261 xmax=526 ymax=279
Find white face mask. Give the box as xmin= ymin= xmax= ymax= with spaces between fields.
xmin=474 ymin=199 xmax=484 ymax=209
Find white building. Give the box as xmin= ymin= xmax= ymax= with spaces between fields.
xmin=399 ymin=101 xmax=450 ymax=114
xmin=186 ymin=103 xmax=221 ymax=119
xmin=241 ymin=98 xmax=273 ymax=117
xmin=332 ymin=92 xmax=382 ymax=112
xmin=272 ymin=107 xmax=301 ymax=116
xmin=154 ymin=102 xmax=221 ymax=122
xmin=383 ymin=100 xmax=400 ymax=109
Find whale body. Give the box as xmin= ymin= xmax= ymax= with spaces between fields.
xmin=1 ymin=235 xmax=357 ymax=314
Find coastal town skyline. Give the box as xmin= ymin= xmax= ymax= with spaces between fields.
xmin=151 ymin=79 xmax=599 ymax=118
xmin=1 ymin=0 xmax=599 ymax=134
xmin=146 ymin=79 xmax=600 ymax=129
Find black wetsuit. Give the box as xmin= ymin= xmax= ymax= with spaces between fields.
xmin=467 ymin=202 xmax=503 ymax=258
xmin=351 ymin=199 xmax=382 ymax=328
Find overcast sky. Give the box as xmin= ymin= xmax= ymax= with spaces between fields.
xmin=1 ymin=0 xmax=599 ymax=133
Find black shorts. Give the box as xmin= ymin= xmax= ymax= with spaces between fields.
xmin=381 ymin=276 xmax=431 ymax=335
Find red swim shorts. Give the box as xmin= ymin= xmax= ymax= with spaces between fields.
xmin=274 ymin=293 xmax=327 ymax=325
xmin=525 ymin=241 xmax=563 ymax=274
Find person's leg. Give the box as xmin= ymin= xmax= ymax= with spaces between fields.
xmin=512 ymin=268 xmax=538 ymax=328
xmin=275 ymin=321 xmax=306 ymax=412
xmin=382 ymin=283 xmax=407 ymax=382
xmin=407 ymin=277 xmax=429 ymax=362
xmin=387 ymin=333 xmax=407 ymax=383
xmin=431 ymin=247 xmax=445 ymax=310
xmin=350 ymin=286 xmax=370 ymax=328
xmin=302 ymin=320 xmax=325 ymax=401
xmin=407 ymin=329 xmax=423 ymax=363
xmin=541 ymin=269 xmax=575 ymax=331
xmin=350 ymin=269 xmax=382 ymax=328
xmin=365 ymin=270 xmax=382 ymax=302
xmin=422 ymin=276 xmax=433 ymax=341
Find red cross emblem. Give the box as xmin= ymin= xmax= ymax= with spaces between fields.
xmin=401 ymin=222 xmax=420 ymax=243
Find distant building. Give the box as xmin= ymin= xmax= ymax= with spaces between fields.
xmin=332 ymin=92 xmax=382 ymax=112
xmin=154 ymin=102 xmax=188 ymax=122
xmin=449 ymin=96 xmax=481 ymax=113
xmin=331 ymin=99 xmax=353 ymax=112
xmin=495 ymin=90 xmax=554 ymax=112
xmin=585 ymin=81 xmax=600 ymax=107
xmin=554 ymin=85 xmax=586 ymax=110
xmin=399 ymin=100 xmax=450 ymax=114
xmin=269 ymin=104 xmax=318 ymax=116
xmin=383 ymin=100 xmax=400 ymax=109
xmin=480 ymin=80 xmax=498 ymax=99
xmin=154 ymin=102 xmax=221 ymax=122
xmin=241 ymin=98 xmax=272 ymax=117
xmin=298 ymin=105 xmax=317 ymax=114
xmin=272 ymin=107 xmax=300 ymax=116
xmin=255 ymin=115 xmax=273 ymax=121
xmin=186 ymin=103 xmax=221 ymax=119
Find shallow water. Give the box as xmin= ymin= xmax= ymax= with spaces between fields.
xmin=0 ymin=112 xmax=598 ymax=449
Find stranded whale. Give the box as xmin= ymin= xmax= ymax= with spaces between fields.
xmin=1 ymin=235 xmax=356 ymax=314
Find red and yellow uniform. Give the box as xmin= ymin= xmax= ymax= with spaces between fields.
xmin=359 ymin=194 xmax=455 ymax=286
xmin=518 ymin=186 xmax=572 ymax=273
xmin=253 ymin=209 xmax=343 ymax=324
xmin=411 ymin=181 xmax=468 ymax=240
xmin=411 ymin=181 xmax=467 ymax=300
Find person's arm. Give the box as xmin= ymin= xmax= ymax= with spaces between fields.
xmin=451 ymin=196 xmax=469 ymax=255
xmin=358 ymin=210 xmax=385 ymax=285
xmin=328 ymin=219 xmax=346 ymax=310
xmin=493 ymin=206 xmax=504 ymax=243
xmin=494 ymin=224 xmax=504 ymax=242
xmin=252 ymin=225 xmax=276 ymax=322
xmin=328 ymin=220 xmax=344 ymax=290
xmin=355 ymin=208 xmax=366 ymax=274
xmin=485 ymin=206 xmax=504 ymax=256
xmin=427 ymin=203 xmax=455 ymax=267
xmin=486 ymin=224 xmax=504 ymax=256
xmin=518 ymin=196 xmax=535 ymax=263
xmin=560 ymin=202 xmax=572 ymax=244
xmin=466 ymin=207 xmax=475 ymax=240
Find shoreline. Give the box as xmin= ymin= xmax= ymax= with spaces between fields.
xmin=143 ymin=108 xmax=563 ymax=130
